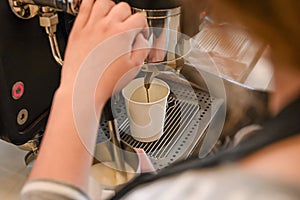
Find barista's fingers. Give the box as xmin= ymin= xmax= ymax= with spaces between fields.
xmin=134 ymin=148 xmax=156 ymax=173
xmin=107 ymin=2 xmax=132 ymax=22
xmin=125 ymin=13 xmax=149 ymax=38
xmin=131 ymin=33 xmax=149 ymax=66
xmin=88 ymin=0 xmax=115 ymax=22
xmin=74 ymin=0 xmax=94 ymax=28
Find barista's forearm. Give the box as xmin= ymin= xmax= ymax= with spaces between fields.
xmin=28 ymin=85 xmax=103 ymax=192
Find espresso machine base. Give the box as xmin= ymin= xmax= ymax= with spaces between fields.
xmin=97 ymin=76 xmax=224 ymax=170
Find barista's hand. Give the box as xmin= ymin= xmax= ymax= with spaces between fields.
xmin=27 ymin=1 xmax=149 ymax=190
xmin=134 ymin=148 xmax=156 ymax=173
xmin=61 ymin=0 xmax=149 ymax=107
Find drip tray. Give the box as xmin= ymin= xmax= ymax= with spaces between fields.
xmin=97 ymin=79 xmax=224 ymax=170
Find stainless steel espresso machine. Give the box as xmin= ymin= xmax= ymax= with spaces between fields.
xmin=0 ymin=0 xmax=270 ymax=169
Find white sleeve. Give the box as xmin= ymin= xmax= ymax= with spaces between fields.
xmin=20 ymin=179 xmax=90 ymax=200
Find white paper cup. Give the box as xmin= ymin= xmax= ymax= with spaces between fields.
xmin=122 ymin=78 xmax=170 ymax=142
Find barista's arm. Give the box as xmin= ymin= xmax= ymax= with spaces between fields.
xmin=20 ymin=0 xmax=149 ymax=198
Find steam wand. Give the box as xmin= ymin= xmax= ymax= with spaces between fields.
xmin=103 ymin=100 xmax=127 ymax=177
xmin=39 ymin=7 xmax=64 ymax=66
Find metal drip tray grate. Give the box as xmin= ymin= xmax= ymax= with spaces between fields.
xmin=97 ymin=79 xmax=223 ymax=169
xmin=119 ymin=95 xmax=199 ymax=159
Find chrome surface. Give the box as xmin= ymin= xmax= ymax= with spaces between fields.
xmin=97 ymin=78 xmax=224 ymax=170
xmin=17 ymin=109 xmax=28 ymax=125
xmin=9 ymin=0 xmax=80 ymax=16
xmin=8 ymin=0 xmax=39 ymax=19
xmin=39 ymin=10 xmax=64 ymax=66
xmin=132 ymin=7 xmax=182 ymax=64
xmin=93 ymin=140 xmax=140 ymax=191
xmin=119 ymin=95 xmax=199 ymax=159
xmin=180 ymin=63 xmax=269 ymax=140
xmin=189 ymin=21 xmax=266 ymax=82
xmin=18 ymin=134 xmax=40 ymax=165
xmin=107 ymin=119 xmax=127 ymax=177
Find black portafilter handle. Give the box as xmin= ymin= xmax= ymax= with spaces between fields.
xmin=103 ymin=99 xmax=114 ymax=121
xmin=116 ymin=0 xmax=182 ymax=9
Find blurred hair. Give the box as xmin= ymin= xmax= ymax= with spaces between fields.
xmin=209 ymin=0 xmax=300 ymax=69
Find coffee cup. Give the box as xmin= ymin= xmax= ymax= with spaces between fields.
xmin=122 ymin=78 xmax=170 ymax=142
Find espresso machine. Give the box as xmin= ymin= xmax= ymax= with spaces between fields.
xmin=0 ymin=0 xmax=269 ymax=169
